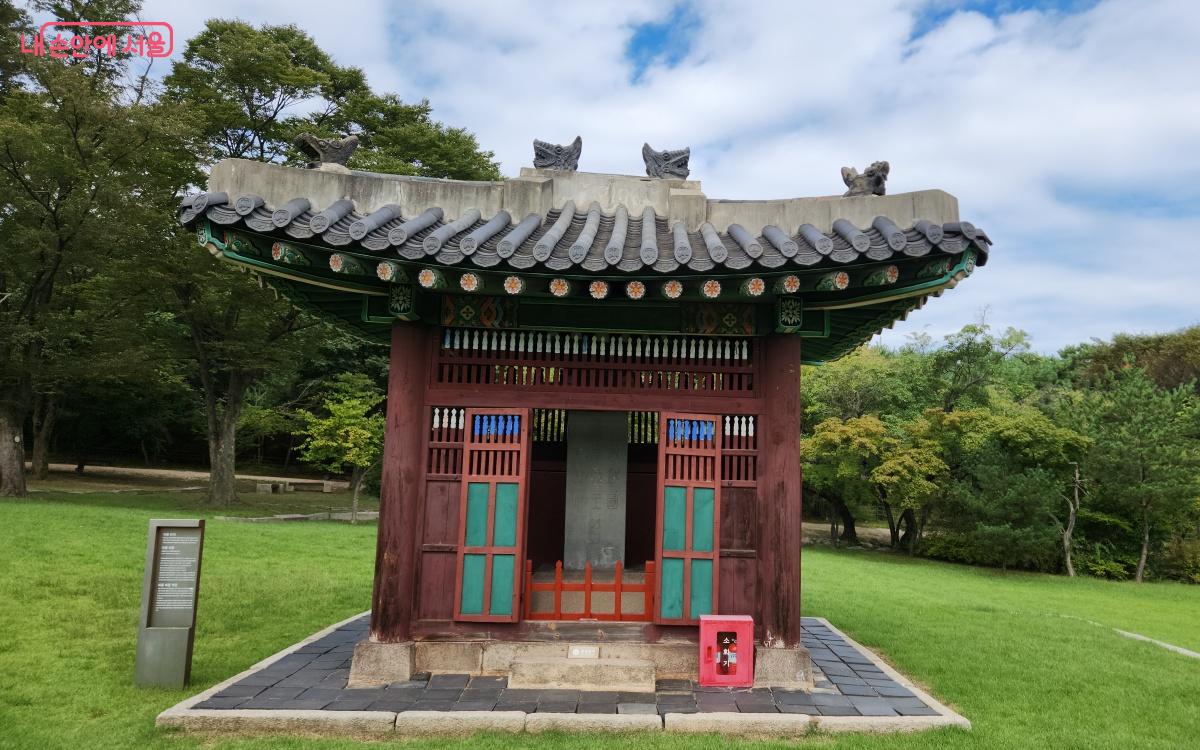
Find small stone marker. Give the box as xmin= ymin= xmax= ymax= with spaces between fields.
xmin=135 ymin=519 xmax=205 ymax=688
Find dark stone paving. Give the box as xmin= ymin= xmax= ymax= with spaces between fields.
xmin=193 ymin=616 xmax=935 ymax=717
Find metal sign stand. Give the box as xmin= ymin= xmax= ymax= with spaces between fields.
xmin=135 ymin=519 xmax=205 ymax=688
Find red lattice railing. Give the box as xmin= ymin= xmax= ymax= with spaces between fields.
xmin=435 ymin=328 xmax=757 ymax=395
xmin=523 ymin=560 xmax=656 ymax=622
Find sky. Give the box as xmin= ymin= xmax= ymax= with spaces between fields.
xmin=136 ymin=0 xmax=1200 ymax=352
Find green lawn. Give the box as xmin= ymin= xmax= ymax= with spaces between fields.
xmin=1 ymin=491 xmax=1198 ymax=749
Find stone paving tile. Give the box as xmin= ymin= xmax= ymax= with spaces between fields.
xmin=189 ymin=614 xmax=947 ymax=722
xmin=777 ymin=704 xmax=812 ymax=714
xmin=421 ymin=688 xmax=465 ymax=701
xmin=618 ymin=703 xmax=658 ymax=714
xmin=460 ymin=688 xmax=503 ymax=702
xmin=367 ymin=699 xmax=413 ymax=711
xmin=816 ymin=705 xmax=859 ymax=716
xmin=828 ymin=675 xmax=868 ymax=686
xmin=848 ymin=697 xmax=899 ymax=716
xmin=810 ymin=693 xmax=854 ymax=707
xmin=194 ymin=697 xmax=249 ymax=709
xmin=325 ymin=698 xmax=375 ymax=711
xmin=214 ymin=684 xmax=264 ymax=698
xmin=501 ymin=688 xmax=541 ymax=700
xmin=257 ymin=686 xmax=306 ymax=701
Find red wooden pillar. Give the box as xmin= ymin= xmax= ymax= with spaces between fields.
xmin=756 ymin=334 xmax=802 ymax=647
xmin=370 ymin=323 xmax=432 ymax=642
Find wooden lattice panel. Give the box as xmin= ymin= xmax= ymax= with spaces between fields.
xmin=427 ymin=407 xmax=464 ymax=478
xmin=453 ymin=408 xmax=531 ymax=623
xmin=435 ymin=328 xmax=758 ymax=396
xmin=721 ymin=415 xmax=758 ymax=487
xmin=655 ymin=413 xmax=722 ymax=626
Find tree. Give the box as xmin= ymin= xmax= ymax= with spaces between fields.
xmin=802 ymin=415 xmax=947 ymax=551
xmin=163 ymin=19 xmax=501 ymax=179
xmin=1079 ymin=366 xmax=1199 ymax=582
xmin=921 ymin=403 xmax=1088 ymax=571
xmin=1060 ymin=462 xmax=1086 ymax=577
xmin=0 ymin=0 xmax=195 ymax=496
xmin=158 ymin=18 xmax=499 ymax=504
xmin=296 ymin=373 xmax=384 ymax=523
xmin=931 ymin=320 xmax=1029 ymax=412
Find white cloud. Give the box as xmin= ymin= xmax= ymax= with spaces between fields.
xmin=137 ymin=0 xmax=1200 ymax=351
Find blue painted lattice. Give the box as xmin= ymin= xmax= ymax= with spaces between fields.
xmin=667 ymin=418 xmax=715 ymax=444
xmin=471 ymin=413 xmax=521 ymax=437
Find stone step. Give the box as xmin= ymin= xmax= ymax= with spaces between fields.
xmin=507 ymin=655 xmax=656 ymax=692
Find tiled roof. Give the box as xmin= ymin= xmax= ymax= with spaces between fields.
xmin=180 ymin=192 xmax=990 ymax=276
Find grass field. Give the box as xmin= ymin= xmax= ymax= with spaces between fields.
xmin=1 ymin=490 xmax=1198 ymax=749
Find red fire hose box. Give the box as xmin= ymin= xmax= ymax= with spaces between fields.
xmin=699 ymin=614 xmax=754 ymax=687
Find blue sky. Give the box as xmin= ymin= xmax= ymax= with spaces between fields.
xmin=143 ymin=0 xmax=1200 ymax=353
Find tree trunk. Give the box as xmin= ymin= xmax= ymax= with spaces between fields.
xmin=0 ymin=404 xmax=28 ymax=497
xmin=31 ymin=393 xmax=56 ymax=480
xmin=833 ymin=498 xmax=858 ymax=544
xmin=913 ymin=507 xmax=930 ymax=555
xmin=898 ymin=508 xmax=918 ymax=553
xmin=208 ymin=415 xmax=239 ymax=506
xmin=1063 ymin=463 xmax=1080 ymax=577
xmin=882 ymin=503 xmax=899 ymax=548
xmin=350 ymin=466 xmax=362 ymax=525
xmin=1135 ymin=511 xmax=1150 ymax=583
xmin=203 ymin=375 xmax=249 ymax=507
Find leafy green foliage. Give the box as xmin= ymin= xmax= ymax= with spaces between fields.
xmin=803 ymin=324 xmax=1200 ymax=582
xmin=164 ymin=18 xmax=500 ymax=179
xmin=296 ymin=373 xmax=385 ymax=480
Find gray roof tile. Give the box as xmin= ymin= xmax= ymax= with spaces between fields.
xmin=183 ymin=193 xmax=990 ymax=275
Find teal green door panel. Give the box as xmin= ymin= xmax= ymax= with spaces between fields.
xmin=460 ymin=554 xmax=486 ymax=615
xmin=690 ymin=558 xmax=713 ymax=617
xmin=661 ymin=557 xmax=684 ymax=619
xmin=493 ymin=483 xmax=518 ymax=547
xmin=490 ymin=554 xmax=515 ymax=616
xmin=464 ymin=483 xmax=489 ymax=547
xmin=663 ymin=486 xmax=686 ymax=551
xmin=692 ymin=488 xmax=714 ymax=552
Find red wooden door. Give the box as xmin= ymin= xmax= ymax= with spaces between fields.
xmin=453 ymin=408 xmax=532 ymax=622
xmin=655 ymin=412 xmax=721 ymax=625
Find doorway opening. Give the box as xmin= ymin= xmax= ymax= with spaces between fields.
xmin=524 ymin=409 xmax=658 ymax=620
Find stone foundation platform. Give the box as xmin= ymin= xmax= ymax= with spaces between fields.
xmin=157 ymin=613 xmax=969 ymax=737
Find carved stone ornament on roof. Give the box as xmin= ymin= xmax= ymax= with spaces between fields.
xmin=841 ymin=160 xmax=889 ymax=197
xmin=643 ymin=143 xmax=691 ymax=179
xmin=533 ymin=136 xmax=582 ymax=171
xmin=294 ymin=133 xmax=359 ymax=172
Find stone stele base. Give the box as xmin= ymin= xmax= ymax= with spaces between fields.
xmin=347 ymin=641 xmax=414 ymax=687
xmin=753 ymin=645 xmax=814 ymax=690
